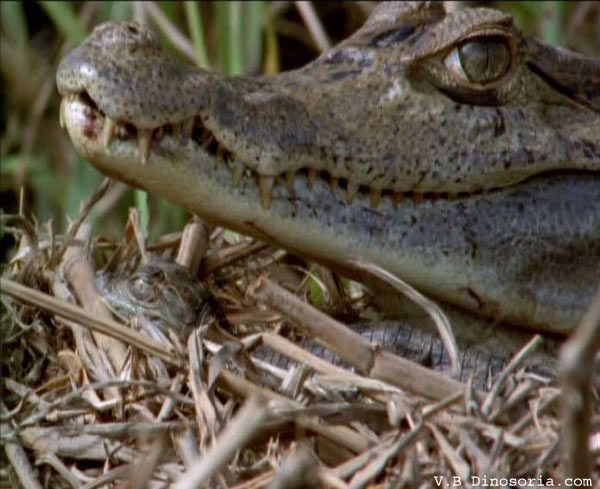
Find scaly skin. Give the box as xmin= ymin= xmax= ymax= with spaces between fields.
xmin=57 ymin=2 xmax=600 ymax=334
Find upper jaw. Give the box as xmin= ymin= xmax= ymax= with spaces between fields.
xmin=57 ymin=12 xmax=600 ymax=208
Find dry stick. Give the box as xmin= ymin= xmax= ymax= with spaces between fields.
xmin=49 ymin=177 xmax=112 ymax=268
xmin=268 ymin=445 xmax=321 ymax=489
xmin=170 ymin=216 xmax=213 ymax=472
xmin=129 ymin=435 xmax=166 ymax=489
xmin=1 ymin=403 xmax=43 ymax=489
xmin=229 ymin=470 xmax=276 ymax=489
xmin=144 ymin=1 xmax=202 ymax=65
xmin=176 ymin=215 xmax=210 ymax=275
xmin=560 ymin=287 xmax=600 ymax=480
xmin=216 ymin=369 xmax=369 ymax=454
xmin=348 ymin=422 xmax=424 ymax=489
xmin=1 ymin=278 xmax=180 ymax=366
xmin=188 ymin=330 xmax=219 ymax=448
xmin=80 ymin=464 xmax=133 ymax=489
xmin=346 ymin=258 xmax=459 ymax=376
xmin=248 ymin=277 xmax=463 ymax=401
xmin=174 ymin=396 xmax=268 ymax=489
xmin=331 ymin=391 xmax=462 ymax=481
xmin=481 ymin=334 xmax=543 ymax=417
xmin=63 ymin=223 xmax=128 ymax=374
xmin=295 ymin=1 xmax=331 ymax=51
xmin=202 ymin=240 xmax=269 ymax=275
xmin=259 ymin=332 xmax=350 ymax=377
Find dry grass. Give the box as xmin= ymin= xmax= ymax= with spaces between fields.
xmin=1 ymin=184 xmax=598 ymax=488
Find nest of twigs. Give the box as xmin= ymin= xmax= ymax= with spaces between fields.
xmin=1 ymin=180 xmax=599 ymax=488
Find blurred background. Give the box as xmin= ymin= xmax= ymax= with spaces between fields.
xmin=1 ymin=1 xmax=598 ymax=264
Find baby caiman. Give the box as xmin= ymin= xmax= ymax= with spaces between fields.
xmin=57 ymin=2 xmax=600 ymax=336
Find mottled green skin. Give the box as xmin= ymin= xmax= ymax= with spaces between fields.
xmin=57 ymin=2 xmax=600 ymax=334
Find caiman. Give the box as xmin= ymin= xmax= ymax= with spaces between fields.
xmin=57 ymin=2 xmax=600 ymax=340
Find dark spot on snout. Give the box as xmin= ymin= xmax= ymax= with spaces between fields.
xmin=370 ymin=26 xmax=415 ymax=47
xmin=328 ymin=69 xmax=363 ymax=81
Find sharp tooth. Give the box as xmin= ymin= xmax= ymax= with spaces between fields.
xmin=216 ymin=144 xmax=226 ymax=160
xmin=232 ymin=160 xmax=245 ymax=186
xmin=370 ymin=189 xmax=382 ymax=207
xmin=447 ymin=192 xmax=458 ymax=201
xmin=138 ymin=129 xmax=152 ymax=165
xmin=170 ymin=122 xmax=180 ymax=140
xmin=284 ymin=171 xmax=294 ymax=187
xmin=346 ymin=180 xmax=358 ymax=204
xmin=59 ymin=98 xmax=67 ymax=129
xmin=202 ymin=134 xmax=215 ymax=150
xmin=102 ymin=117 xmax=117 ymax=147
xmin=307 ymin=168 xmax=317 ymax=186
xmin=330 ymin=177 xmax=339 ymax=189
xmin=182 ymin=118 xmax=194 ymax=140
xmin=258 ymin=175 xmax=275 ymax=208
xmin=392 ymin=192 xmax=403 ymax=206
xmin=411 ymin=192 xmax=424 ymax=204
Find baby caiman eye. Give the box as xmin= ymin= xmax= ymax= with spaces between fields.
xmin=444 ymin=37 xmax=511 ymax=84
xmin=129 ymin=276 xmax=156 ymax=302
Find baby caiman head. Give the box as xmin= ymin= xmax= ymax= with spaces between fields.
xmin=57 ymin=2 xmax=599 ymax=209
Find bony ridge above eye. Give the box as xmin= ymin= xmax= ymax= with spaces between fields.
xmin=444 ymin=37 xmax=511 ymax=85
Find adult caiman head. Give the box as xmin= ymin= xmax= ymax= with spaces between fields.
xmin=56 ymin=2 xmax=600 ymax=334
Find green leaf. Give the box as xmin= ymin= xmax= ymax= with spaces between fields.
xmin=38 ymin=1 xmax=87 ymax=44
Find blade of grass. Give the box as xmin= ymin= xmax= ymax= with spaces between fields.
xmin=104 ymin=1 xmax=131 ymax=21
xmin=541 ymin=1 xmax=565 ymax=45
xmin=243 ymin=1 xmax=264 ymax=74
xmin=135 ymin=190 xmax=149 ymax=234
xmin=1 ymin=1 xmax=28 ymax=51
xmin=66 ymin=159 xmax=103 ymax=222
xmin=215 ymin=1 xmax=244 ymax=75
xmin=263 ymin=4 xmax=280 ymax=75
xmin=38 ymin=1 xmax=87 ymax=44
xmin=184 ymin=1 xmax=209 ymax=68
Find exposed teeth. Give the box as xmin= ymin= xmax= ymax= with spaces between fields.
xmin=138 ymin=129 xmax=152 ymax=165
xmin=59 ymin=98 xmax=67 ymax=129
xmin=216 ymin=144 xmax=226 ymax=160
xmin=182 ymin=118 xmax=194 ymax=140
xmin=346 ymin=181 xmax=358 ymax=203
xmin=258 ymin=175 xmax=275 ymax=208
xmin=102 ymin=117 xmax=117 ymax=147
xmin=307 ymin=168 xmax=317 ymax=186
xmin=411 ymin=192 xmax=424 ymax=204
xmin=392 ymin=192 xmax=403 ymax=205
xmin=201 ymin=133 xmax=215 ymax=150
xmin=284 ymin=171 xmax=294 ymax=187
xmin=232 ymin=160 xmax=245 ymax=186
xmin=330 ymin=177 xmax=339 ymax=189
xmin=170 ymin=123 xmax=180 ymax=140
xmin=370 ymin=189 xmax=382 ymax=207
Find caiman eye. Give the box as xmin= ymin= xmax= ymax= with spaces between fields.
xmin=444 ymin=37 xmax=510 ymax=84
xmin=129 ymin=276 xmax=156 ymax=302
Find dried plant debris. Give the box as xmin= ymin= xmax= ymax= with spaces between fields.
xmin=1 ymin=210 xmax=599 ymax=488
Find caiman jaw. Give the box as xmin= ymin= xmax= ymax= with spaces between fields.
xmin=56 ymin=4 xmax=600 ymax=334
xmin=58 ymin=90 xmax=552 ymax=211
